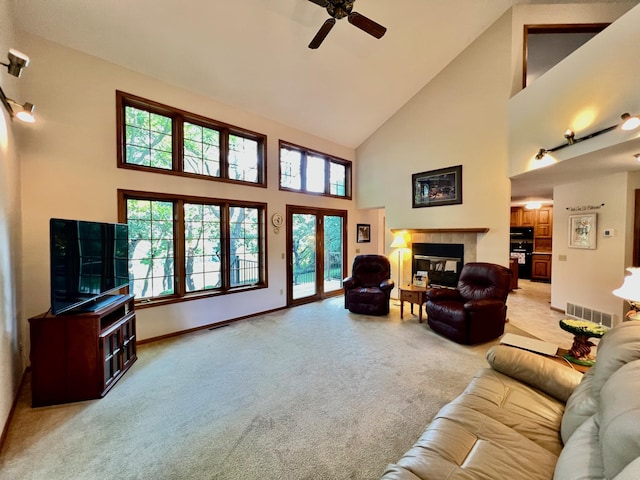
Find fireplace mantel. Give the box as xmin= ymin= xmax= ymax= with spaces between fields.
xmin=390 ymin=228 xmax=489 ymax=234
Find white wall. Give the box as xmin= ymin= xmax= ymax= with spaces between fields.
xmin=552 ymin=172 xmax=639 ymax=323
xmin=356 ymin=10 xmax=514 ymax=267
xmin=0 ymin=0 xmax=24 ymax=438
xmin=356 ymin=3 xmax=638 ymax=307
xmin=16 ymin=34 xmax=379 ymax=341
xmin=507 ymin=4 xmax=640 ymax=324
xmin=508 ymin=2 xmax=638 ymax=98
xmin=509 ymin=3 xmax=640 ymax=178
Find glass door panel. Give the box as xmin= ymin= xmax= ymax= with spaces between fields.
xmin=323 ymin=215 xmax=343 ymax=293
xmin=287 ymin=207 xmax=347 ymax=306
xmin=292 ymin=213 xmax=317 ymax=300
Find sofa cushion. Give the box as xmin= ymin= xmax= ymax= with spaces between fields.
xmin=590 ymin=322 xmax=640 ymax=402
xmin=561 ymin=322 xmax=640 ymax=445
xmin=613 ymin=457 xmax=640 ymax=480
xmin=348 ymin=287 xmax=388 ymax=303
xmin=387 ymin=403 xmax=559 ymax=480
xmin=381 ymin=366 xmax=569 ymax=479
xmin=486 ymin=345 xmax=583 ymax=403
xmin=553 ymin=416 xmax=603 ymax=480
xmin=453 ymin=368 xmax=567 ymax=456
xmin=379 ymin=465 xmax=423 ymax=480
xmin=561 ymin=369 xmax=597 ymax=443
xmin=599 ymin=360 xmax=640 ymax=479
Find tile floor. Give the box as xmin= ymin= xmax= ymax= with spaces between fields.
xmin=506 ymin=279 xmax=576 ymax=348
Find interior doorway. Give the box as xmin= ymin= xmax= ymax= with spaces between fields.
xmin=286 ymin=206 xmax=347 ymax=306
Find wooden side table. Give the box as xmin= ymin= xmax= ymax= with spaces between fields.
xmin=400 ymin=285 xmax=428 ymax=322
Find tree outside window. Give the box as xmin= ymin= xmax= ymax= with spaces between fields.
xmin=121 ymin=191 xmax=266 ymax=305
xmin=117 ymin=91 xmax=266 ymax=186
xmin=278 ymin=140 xmax=351 ymax=199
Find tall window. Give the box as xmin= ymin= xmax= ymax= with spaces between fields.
xmin=183 ymin=122 xmax=220 ymax=177
xmin=120 ymin=190 xmax=266 ymax=305
xmin=229 ymin=207 xmax=261 ymax=287
xmin=184 ymin=203 xmax=221 ymax=293
xmin=126 ymin=198 xmax=176 ymax=298
xmin=117 ymin=91 xmax=266 ymax=186
xmin=279 ymin=141 xmax=351 ymax=199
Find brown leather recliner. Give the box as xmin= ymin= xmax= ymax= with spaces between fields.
xmin=343 ymin=255 xmax=395 ymax=316
xmin=425 ymin=262 xmax=512 ymax=344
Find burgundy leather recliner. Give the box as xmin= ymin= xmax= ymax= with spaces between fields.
xmin=425 ymin=262 xmax=512 ymax=344
xmin=343 ymin=255 xmax=395 ymax=316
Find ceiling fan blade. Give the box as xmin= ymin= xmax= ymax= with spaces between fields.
xmin=308 ymin=0 xmax=329 ymax=7
xmin=348 ymin=11 xmax=387 ymax=39
xmin=309 ymin=18 xmax=336 ymax=49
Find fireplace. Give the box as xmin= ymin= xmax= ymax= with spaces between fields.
xmin=412 ymin=243 xmax=464 ymax=288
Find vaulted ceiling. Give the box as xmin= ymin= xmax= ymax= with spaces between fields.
xmin=12 ymin=0 xmax=623 ymax=149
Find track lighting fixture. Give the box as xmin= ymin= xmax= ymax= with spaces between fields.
xmin=0 ymin=48 xmax=35 ymax=123
xmin=534 ymin=112 xmax=640 ymax=161
xmin=564 ymin=129 xmax=575 ymax=145
xmin=621 ymin=113 xmax=640 ymax=131
xmin=1 ymin=49 xmax=30 ymax=77
xmin=7 ymin=100 xmax=35 ymax=123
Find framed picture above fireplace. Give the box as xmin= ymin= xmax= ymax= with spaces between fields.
xmin=412 ymin=165 xmax=462 ymax=208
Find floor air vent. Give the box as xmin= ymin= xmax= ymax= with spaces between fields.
xmin=566 ymin=303 xmax=613 ymax=328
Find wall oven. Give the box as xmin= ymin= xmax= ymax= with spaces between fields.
xmin=509 ymin=227 xmax=534 ymax=279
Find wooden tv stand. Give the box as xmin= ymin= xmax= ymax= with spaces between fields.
xmin=29 ymin=294 xmax=137 ymax=407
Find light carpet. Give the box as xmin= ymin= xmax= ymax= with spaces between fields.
xmin=1 ymin=296 xmax=532 ymax=480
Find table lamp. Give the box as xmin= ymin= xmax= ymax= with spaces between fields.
xmin=612 ymin=267 xmax=640 ymax=320
xmin=390 ymin=233 xmax=408 ymax=302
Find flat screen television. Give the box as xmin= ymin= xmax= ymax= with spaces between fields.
xmin=50 ymin=218 xmax=130 ymax=315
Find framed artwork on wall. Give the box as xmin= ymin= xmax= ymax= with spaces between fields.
xmin=356 ymin=224 xmax=371 ymax=243
xmin=568 ymin=213 xmax=597 ymax=249
xmin=412 ymin=165 xmax=462 ymax=208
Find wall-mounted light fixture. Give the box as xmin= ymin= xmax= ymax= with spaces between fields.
xmin=0 ymin=48 xmax=36 ymax=123
xmin=534 ymin=112 xmax=640 ymax=161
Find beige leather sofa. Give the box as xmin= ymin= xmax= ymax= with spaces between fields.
xmin=381 ymin=321 xmax=640 ymax=479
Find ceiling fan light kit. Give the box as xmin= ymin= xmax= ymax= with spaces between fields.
xmin=307 ymin=0 xmax=387 ymax=49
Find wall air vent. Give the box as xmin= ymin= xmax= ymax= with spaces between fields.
xmin=566 ymin=302 xmax=613 ymax=328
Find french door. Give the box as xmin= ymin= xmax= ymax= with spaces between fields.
xmin=286 ymin=206 xmax=347 ymax=306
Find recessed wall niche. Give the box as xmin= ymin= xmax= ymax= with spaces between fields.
xmin=523 ymin=23 xmax=609 ymax=88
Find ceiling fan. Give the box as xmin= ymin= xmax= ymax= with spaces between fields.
xmin=307 ymin=0 xmax=387 ymax=49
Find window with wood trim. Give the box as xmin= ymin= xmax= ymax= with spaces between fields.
xmin=279 ymin=141 xmax=351 ymax=199
xmin=117 ymin=91 xmax=266 ymax=186
xmin=119 ymin=190 xmax=266 ymax=305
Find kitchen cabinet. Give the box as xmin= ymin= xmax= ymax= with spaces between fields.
xmin=510 ymin=207 xmax=535 ymax=227
xmin=531 ymin=254 xmax=552 ymax=282
xmin=534 ymin=207 xmax=553 ymax=238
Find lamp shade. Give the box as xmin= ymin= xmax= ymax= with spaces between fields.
xmin=390 ymin=233 xmax=408 ymax=249
xmin=612 ymin=267 xmax=640 ymax=303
